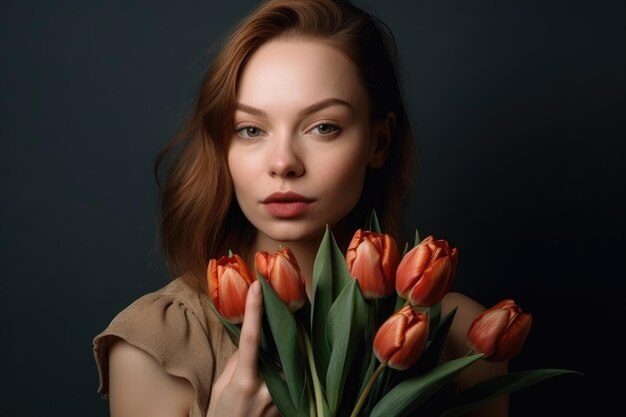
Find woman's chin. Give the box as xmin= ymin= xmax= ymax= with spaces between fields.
xmin=255 ymin=224 xmax=326 ymax=248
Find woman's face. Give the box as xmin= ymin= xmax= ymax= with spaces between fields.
xmin=228 ymin=36 xmax=384 ymax=248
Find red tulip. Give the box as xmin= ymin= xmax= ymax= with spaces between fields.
xmin=395 ymin=236 xmax=458 ymax=307
xmin=373 ymin=305 xmax=429 ymax=370
xmin=207 ymin=254 xmax=255 ymax=324
xmin=255 ymin=247 xmax=307 ymax=312
xmin=346 ymin=229 xmax=400 ymax=299
xmin=467 ymin=299 xmax=532 ymax=362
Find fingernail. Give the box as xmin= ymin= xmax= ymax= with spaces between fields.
xmin=251 ymin=280 xmax=261 ymax=295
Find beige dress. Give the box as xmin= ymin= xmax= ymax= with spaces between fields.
xmin=93 ymin=277 xmax=237 ymax=417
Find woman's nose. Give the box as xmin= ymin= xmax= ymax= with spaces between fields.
xmin=267 ymin=133 xmax=304 ymax=178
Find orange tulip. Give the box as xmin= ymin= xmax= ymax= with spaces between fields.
xmin=346 ymin=229 xmax=400 ymax=299
xmin=255 ymin=247 xmax=307 ymax=312
xmin=395 ymin=236 xmax=458 ymax=307
xmin=373 ymin=305 xmax=429 ymax=370
xmin=207 ymin=254 xmax=255 ymax=324
xmin=467 ymin=299 xmax=532 ymax=362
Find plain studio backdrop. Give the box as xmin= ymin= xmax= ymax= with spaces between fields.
xmin=1 ymin=1 xmax=623 ymax=416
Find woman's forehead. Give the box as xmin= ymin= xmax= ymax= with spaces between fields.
xmin=235 ymin=36 xmax=368 ymax=112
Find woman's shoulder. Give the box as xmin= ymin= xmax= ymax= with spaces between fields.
xmin=98 ymin=277 xmax=211 ymax=335
xmin=440 ymin=292 xmax=509 ymax=416
xmin=442 ymin=291 xmax=485 ymax=318
xmin=440 ymin=291 xmax=485 ymax=357
xmin=93 ymin=276 xmax=237 ymax=415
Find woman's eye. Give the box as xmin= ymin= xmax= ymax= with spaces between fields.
xmin=236 ymin=126 xmax=265 ymax=139
xmin=310 ymin=123 xmax=340 ymax=136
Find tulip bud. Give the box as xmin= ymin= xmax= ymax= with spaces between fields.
xmin=395 ymin=236 xmax=458 ymax=307
xmin=373 ymin=305 xmax=429 ymax=370
xmin=255 ymin=247 xmax=307 ymax=312
xmin=207 ymin=254 xmax=255 ymax=324
xmin=467 ymin=299 xmax=532 ymax=362
xmin=346 ymin=229 xmax=400 ymax=299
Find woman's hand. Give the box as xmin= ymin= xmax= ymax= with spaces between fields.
xmin=206 ymin=281 xmax=279 ymax=417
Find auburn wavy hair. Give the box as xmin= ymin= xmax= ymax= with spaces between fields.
xmin=155 ymin=0 xmax=417 ymax=288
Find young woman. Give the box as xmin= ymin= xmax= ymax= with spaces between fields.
xmin=93 ymin=1 xmax=507 ymax=416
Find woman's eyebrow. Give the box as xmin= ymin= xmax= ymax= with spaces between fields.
xmin=235 ymin=97 xmax=354 ymax=117
xmin=297 ymin=97 xmax=353 ymax=116
xmin=235 ymin=103 xmax=267 ymax=117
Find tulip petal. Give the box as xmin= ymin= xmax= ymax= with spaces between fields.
xmin=374 ymin=306 xmax=429 ymax=370
xmin=255 ymin=251 xmax=270 ymax=278
xmin=493 ymin=299 xmax=516 ymax=310
xmin=234 ymin=254 xmax=255 ymax=285
xmin=256 ymin=247 xmax=307 ymax=312
xmin=346 ymin=231 xmax=399 ymax=299
xmin=270 ymin=254 xmax=307 ymax=311
xmin=467 ymin=308 xmax=510 ymax=357
xmin=466 ymin=299 xmax=533 ymax=362
xmin=491 ymin=313 xmax=532 ymax=361
xmin=396 ymin=244 xmax=433 ymax=297
xmin=374 ymin=313 xmax=405 ymax=363
xmin=352 ymin=240 xmax=388 ymax=299
xmin=380 ymin=234 xmax=401 ymax=281
xmin=208 ymin=259 xmax=219 ymax=306
xmin=218 ymin=267 xmax=250 ymax=323
xmin=345 ymin=229 xmax=364 ymax=269
xmin=388 ymin=314 xmax=428 ymax=370
xmin=396 ymin=236 xmax=457 ymax=307
xmin=408 ymin=256 xmax=453 ymax=307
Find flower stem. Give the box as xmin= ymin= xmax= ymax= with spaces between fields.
xmin=307 ymin=376 xmax=316 ymax=417
xmin=349 ymin=363 xmax=386 ymax=417
xmin=427 ymin=302 xmax=441 ymax=338
xmin=300 ymin=323 xmax=325 ymax=417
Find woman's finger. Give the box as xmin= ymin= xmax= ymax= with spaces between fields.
xmin=234 ymin=280 xmax=263 ymax=381
xmin=211 ymin=351 xmax=239 ymax=398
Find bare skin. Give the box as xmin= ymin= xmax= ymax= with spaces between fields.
xmin=442 ymin=292 xmax=509 ymax=417
xmin=108 ymin=287 xmax=507 ymax=417
xmin=205 ymin=281 xmax=279 ymax=417
xmin=108 ymin=341 xmax=195 ymax=417
xmin=109 ymin=281 xmax=279 ymax=417
xmin=108 ymin=36 xmax=507 ymax=417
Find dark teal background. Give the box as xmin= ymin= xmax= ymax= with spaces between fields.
xmin=1 ymin=1 xmax=622 ymax=416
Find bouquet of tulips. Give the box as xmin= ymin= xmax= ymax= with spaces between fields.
xmin=207 ymin=216 xmax=577 ymax=416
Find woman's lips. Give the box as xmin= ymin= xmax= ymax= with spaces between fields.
xmin=264 ymin=201 xmax=312 ymax=217
xmin=262 ymin=192 xmax=314 ymax=218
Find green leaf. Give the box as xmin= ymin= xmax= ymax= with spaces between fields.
xmin=257 ymin=274 xmax=308 ymax=412
xmin=356 ymin=300 xmax=379 ymax=394
xmin=390 ymin=307 xmax=457 ymax=391
xmin=341 ymin=299 xmax=377 ymax=416
xmin=420 ymin=307 xmax=455 ymax=370
xmin=401 ymin=241 xmax=409 ymax=257
xmin=400 ymin=242 xmax=409 ymax=259
xmin=208 ymin=294 xmax=306 ymax=415
xmin=369 ymin=209 xmax=382 ymax=233
xmin=363 ymin=364 xmax=392 ymax=416
xmin=206 ymin=301 xmax=241 ymax=346
xmin=439 ymin=368 xmax=583 ymax=417
xmin=414 ymin=229 xmax=421 ymax=247
xmin=394 ymin=295 xmax=407 ymax=311
xmin=427 ymin=302 xmax=442 ymax=336
xmin=357 ymin=346 xmax=379 ymax=401
xmin=370 ymin=354 xmax=484 ymax=417
xmin=259 ymin=354 xmax=299 ymax=417
xmin=325 ymin=279 xmax=370 ymax=414
xmin=311 ymin=225 xmax=352 ymax=383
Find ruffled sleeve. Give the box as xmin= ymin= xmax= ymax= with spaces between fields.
xmin=93 ymin=278 xmax=236 ymax=417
